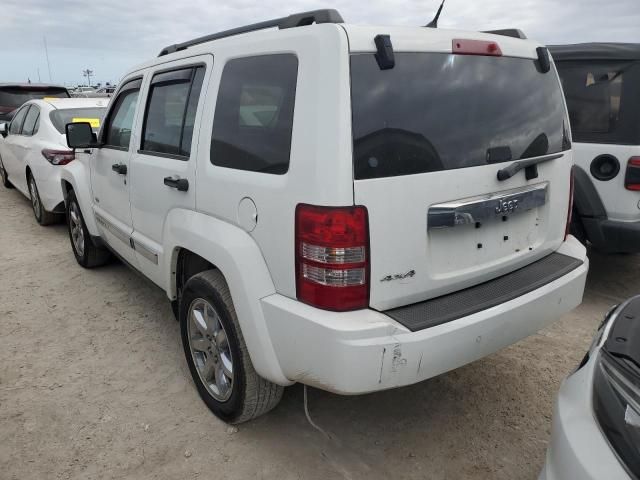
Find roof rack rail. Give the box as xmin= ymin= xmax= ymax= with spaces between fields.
xmin=158 ymin=9 xmax=344 ymax=56
xmin=483 ymin=29 xmax=527 ymax=39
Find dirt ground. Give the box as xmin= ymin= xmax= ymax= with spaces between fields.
xmin=0 ymin=184 xmax=638 ymax=480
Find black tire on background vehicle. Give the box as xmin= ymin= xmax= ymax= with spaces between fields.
xmin=570 ymin=208 xmax=587 ymax=246
xmin=180 ymin=270 xmax=283 ymax=423
xmin=0 ymin=156 xmax=13 ymax=188
xmin=66 ymin=189 xmax=111 ymax=268
xmin=28 ymin=174 xmax=58 ymax=225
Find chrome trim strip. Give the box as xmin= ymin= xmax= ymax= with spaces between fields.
xmin=428 ymin=183 xmax=548 ymax=229
xmin=132 ymin=240 xmax=159 ymax=265
xmin=95 ymin=212 xmax=131 ymax=245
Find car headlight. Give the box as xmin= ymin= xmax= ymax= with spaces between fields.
xmin=593 ymin=349 xmax=640 ymax=478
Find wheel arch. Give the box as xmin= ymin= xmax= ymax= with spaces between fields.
xmin=164 ymin=209 xmax=290 ymax=386
xmin=59 ymin=161 xmax=100 ymax=236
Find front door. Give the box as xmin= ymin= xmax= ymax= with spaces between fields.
xmin=90 ymin=78 xmax=143 ymax=266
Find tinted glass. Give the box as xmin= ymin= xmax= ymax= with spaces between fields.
xmin=21 ymin=106 xmax=40 ymax=136
xmin=0 ymin=87 xmax=69 ymax=109
xmin=142 ymin=66 xmax=204 ymax=157
xmin=9 ymin=106 xmax=28 ymax=134
xmin=211 ymin=54 xmax=298 ymax=174
xmin=50 ymin=107 xmax=107 ymax=134
xmin=350 ymin=53 xmax=571 ymax=180
xmin=555 ymin=61 xmax=640 ymax=144
xmin=105 ymin=89 xmax=139 ymax=148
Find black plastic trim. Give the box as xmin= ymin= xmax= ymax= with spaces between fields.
xmin=573 ymin=165 xmax=607 ymax=218
xmin=590 ymin=154 xmax=620 ymax=181
xmin=383 ymin=253 xmax=583 ymax=332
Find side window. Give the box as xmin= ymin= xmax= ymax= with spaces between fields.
xmin=22 ymin=106 xmax=40 ymax=136
xmin=141 ymin=66 xmax=205 ymax=158
xmin=9 ymin=106 xmax=29 ymax=135
xmin=211 ymin=54 xmax=298 ymax=174
xmin=104 ymin=80 xmax=141 ymax=149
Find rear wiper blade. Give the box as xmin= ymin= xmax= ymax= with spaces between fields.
xmin=497 ymin=152 xmax=563 ymax=181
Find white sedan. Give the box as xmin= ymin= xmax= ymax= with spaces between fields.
xmin=0 ymin=98 xmax=107 ymax=225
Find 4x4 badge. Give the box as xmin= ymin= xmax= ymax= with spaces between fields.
xmin=381 ymin=270 xmax=416 ymax=282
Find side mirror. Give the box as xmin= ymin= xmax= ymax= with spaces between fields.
xmin=66 ymin=122 xmax=98 ymax=149
xmin=0 ymin=122 xmax=8 ymax=138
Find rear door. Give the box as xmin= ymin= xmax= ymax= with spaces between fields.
xmin=90 ymin=78 xmax=143 ymax=266
xmin=129 ymin=57 xmax=210 ymax=287
xmin=555 ymin=59 xmax=640 ymax=222
xmin=349 ymin=43 xmax=573 ymax=311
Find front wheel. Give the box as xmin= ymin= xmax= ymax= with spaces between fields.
xmin=180 ymin=270 xmax=283 ymax=423
xmin=0 ymin=157 xmax=12 ymax=188
xmin=66 ymin=190 xmax=111 ymax=268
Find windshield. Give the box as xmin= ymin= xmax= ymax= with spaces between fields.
xmin=350 ymin=53 xmax=571 ymax=180
xmin=0 ymin=87 xmax=69 ymax=109
xmin=554 ymin=60 xmax=640 ymax=145
xmin=49 ymin=107 xmax=107 ymax=134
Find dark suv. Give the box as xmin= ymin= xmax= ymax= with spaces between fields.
xmin=0 ymin=84 xmax=70 ymax=122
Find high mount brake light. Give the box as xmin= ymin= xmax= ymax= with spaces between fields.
xmin=41 ymin=149 xmax=75 ymax=166
xmin=295 ymin=204 xmax=370 ymax=311
xmin=452 ymin=39 xmax=502 ymax=56
xmin=625 ymin=157 xmax=640 ymax=191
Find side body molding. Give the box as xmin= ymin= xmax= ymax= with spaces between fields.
xmin=163 ymin=209 xmax=292 ymax=386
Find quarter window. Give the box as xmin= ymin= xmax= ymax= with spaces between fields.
xmin=22 ymin=106 xmax=40 ymax=136
xmin=9 ymin=106 xmax=29 ymax=134
xmin=104 ymin=80 xmax=141 ymax=149
xmin=211 ymin=54 xmax=298 ymax=174
xmin=141 ymin=66 xmax=205 ymax=158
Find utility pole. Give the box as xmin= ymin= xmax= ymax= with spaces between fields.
xmin=82 ymin=69 xmax=94 ymax=87
xmin=43 ymin=36 xmax=52 ymax=82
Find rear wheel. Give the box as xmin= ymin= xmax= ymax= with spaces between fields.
xmin=180 ymin=270 xmax=283 ymax=423
xmin=28 ymin=174 xmax=57 ymax=225
xmin=0 ymin=157 xmax=13 ymax=188
xmin=570 ymin=208 xmax=587 ymax=246
xmin=66 ymin=189 xmax=111 ymax=268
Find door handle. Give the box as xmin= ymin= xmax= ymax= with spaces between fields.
xmin=112 ymin=163 xmax=127 ymax=175
xmin=163 ymin=176 xmax=189 ymax=192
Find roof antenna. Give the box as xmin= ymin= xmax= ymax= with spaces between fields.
xmin=426 ymin=0 xmax=445 ymax=28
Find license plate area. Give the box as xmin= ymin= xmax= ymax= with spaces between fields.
xmin=427 ymin=183 xmax=548 ymax=230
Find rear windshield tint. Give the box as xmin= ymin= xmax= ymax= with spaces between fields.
xmin=50 ymin=108 xmax=107 ymax=134
xmin=350 ymin=53 xmax=570 ymax=180
xmin=554 ymin=60 xmax=640 ymax=145
xmin=0 ymin=87 xmax=69 ymax=109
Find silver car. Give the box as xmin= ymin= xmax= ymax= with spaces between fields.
xmin=541 ymin=295 xmax=640 ymax=479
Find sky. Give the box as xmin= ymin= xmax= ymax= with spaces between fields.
xmin=1 ymin=0 xmax=639 ymax=86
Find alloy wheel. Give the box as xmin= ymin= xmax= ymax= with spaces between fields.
xmin=29 ymin=177 xmax=40 ymax=218
xmin=187 ymin=298 xmax=234 ymax=402
xmin=69 ymin=201 xmax=85 ymax=257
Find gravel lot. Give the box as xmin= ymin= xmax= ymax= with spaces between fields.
xmin=1 ymin=183 xmax=638 ymax=480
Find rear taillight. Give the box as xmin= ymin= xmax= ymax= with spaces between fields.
xmin=295 ymin=204 xmax=369 ymax=311
xmin=565 ymin=168 xmax=575 ymax=240
xmin=625 ymin=157 xmax=640 ymax=191
xmin=41 ymin=149 xmax=75 ymax=166
xmin=452 ymin=39 xmax=502 ymax=56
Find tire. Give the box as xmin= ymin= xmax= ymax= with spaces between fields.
xmin=0 ymin=156 xmax=13 ymax=188
xmin=570 ymin=208 xmax=587 ymax=246
xmin=28 ymin=174 xmax=57 ymax=225
xmin=66 ymin=189 xmax=111 ymax=268
xmin=180 ymin=270 xmax=283 ymax=423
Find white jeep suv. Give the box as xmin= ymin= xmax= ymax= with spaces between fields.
xmin=61 ymin=10 xmax=589 ymax=423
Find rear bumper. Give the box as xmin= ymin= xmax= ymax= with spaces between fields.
xmin=539 ymin=354 xmax=630 ymax=480
xmin=261 ymin=237 xmax=588 ymax=394
xmin=582 ymin=216 xmax=640 ymax=253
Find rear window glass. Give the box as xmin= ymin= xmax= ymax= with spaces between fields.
xmin=210 ymin=54 xmax=298 ymax=175
xmin=0 ymin=88 xmax=69 ymax=109
xmin=555 ymin=61 xmax=640 ymax=145
xmin=350 ymin=53 xmax=571 ymax=180
xmin=50 ymin=108 xmax=107 ymax=134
